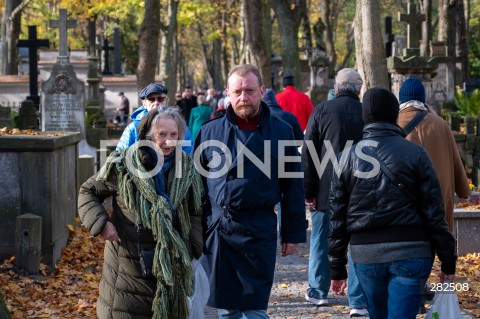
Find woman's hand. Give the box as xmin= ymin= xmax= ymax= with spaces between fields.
xmin=101 ymin=221 xmax=120 ymax=242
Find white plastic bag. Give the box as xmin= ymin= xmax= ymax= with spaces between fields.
xmin=425 ymin=291 xmax=463 ymax=319
xmin=187 ymin=258 xmax=210 ymax=319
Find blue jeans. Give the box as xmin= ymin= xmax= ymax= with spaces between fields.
xmin=348 ymin=250 xmax=366 ymax=308
xmin=217 ymin=309 xmax=269 ymax=319
xmin=308 ymin=210 xmax=331 ymax=298
xmin=354 ymin=257 xmax=433 ymax=319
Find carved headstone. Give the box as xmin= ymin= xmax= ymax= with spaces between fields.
xmin=42 ymin=66 xmax=84 ymax=133
xmin=18 ymin=100 xmax=38 ymax=130
xmin=42 ymin=9 xmax=96 ymax=158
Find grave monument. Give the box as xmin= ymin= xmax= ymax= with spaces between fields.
xmin=387 ymin=0 xmax=441 ymax=102
xmin=41 ymin=8 xmax=96 ymax=158
xmin=101 ymin=38 xmax=114 ymax=76
xmin=16 ymin=25 xmax=50 ymax=112
xmin=306 ymin=17 xmax=329 ymax=106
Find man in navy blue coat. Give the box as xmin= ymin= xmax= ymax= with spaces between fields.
xmin=193 ymin=64 xmax=307 ymax=318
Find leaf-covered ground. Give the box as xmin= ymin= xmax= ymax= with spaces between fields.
xmin=0 ymin=218 xmax=479 ymax=318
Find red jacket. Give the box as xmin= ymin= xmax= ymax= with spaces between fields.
xmin=276 ymin=86 xmax=313 ymax=131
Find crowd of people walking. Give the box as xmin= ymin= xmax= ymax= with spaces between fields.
xmin=78 ymin=63 xmax=468 ymax=319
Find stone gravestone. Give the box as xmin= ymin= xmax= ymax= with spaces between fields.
xmin=307 ymin=17 xmax=329 ymax=106
xmin=101 ymin=39 xmax=114 ymax=76
xmin=387 ymin=0 xmax=440 ymax=103
xmin=17 ymin=100 xmax=38 ymax=130
xmin=16 ymin=26 xmax=50 ymax=112
xmin=0 ymin=106 xmax=14 ymax=128
xmin=41 ymin=9 xmax=96 ymax=158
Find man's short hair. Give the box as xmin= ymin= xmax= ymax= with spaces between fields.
xmin=228 ymin=64 xmax=263 ymax=87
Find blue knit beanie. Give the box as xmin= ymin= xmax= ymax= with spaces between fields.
xmin=399 ymin=78 xmax=425 ymax=103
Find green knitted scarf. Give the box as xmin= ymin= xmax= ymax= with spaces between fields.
xmin=97 ymin=146 xmax=203 ymax=319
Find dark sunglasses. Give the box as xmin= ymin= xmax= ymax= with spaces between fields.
xmin=147 ymin=96 xmax=167 ymax=102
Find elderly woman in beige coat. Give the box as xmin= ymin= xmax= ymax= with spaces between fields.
xmin=397 ymin=78 xmax=470 ymax=230
xmin=78 ymin=106 xmax=203 ymax=319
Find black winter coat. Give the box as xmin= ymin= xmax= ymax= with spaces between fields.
xmin=302 ymin=91 xmax=364 ymax=211
xmin=328 ymin=122 xmax=457 ymax=279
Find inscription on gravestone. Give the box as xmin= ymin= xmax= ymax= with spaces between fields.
xmin=43 ymin=78 xmax=83 ymax=132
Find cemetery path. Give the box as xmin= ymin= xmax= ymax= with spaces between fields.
xmin=0 ymin=218 xmax=479 ymax=319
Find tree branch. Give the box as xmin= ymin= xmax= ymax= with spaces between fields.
xmin=9 ymin=0 xmax=33 ymax=23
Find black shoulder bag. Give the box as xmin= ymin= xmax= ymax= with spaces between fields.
xmin=363 ymin=146 xmax=416 ymax=201
xmin=403 ymin=110 xmax=428 ymax=135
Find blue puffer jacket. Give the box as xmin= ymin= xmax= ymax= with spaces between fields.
xmin=116 ymin=106 xmax=193 ymax=154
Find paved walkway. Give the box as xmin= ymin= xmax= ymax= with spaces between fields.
xmin=205 ymin=216 xmax=476 ymax=319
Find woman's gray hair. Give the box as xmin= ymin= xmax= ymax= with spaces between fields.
xmin=145 ymin=106 xmax=187 ymax=140
xmin=335 ymin=82 xmax=362 ymax=95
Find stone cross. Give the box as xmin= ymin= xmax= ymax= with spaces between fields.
xmin=101 ymin=38 xmax=114 ymax=75
xmin=113 ymin=26 xmax=123 ymax=75
xmin=49 ymin=8 xmax=77 ymax=61
xmin=17 ymin=26 xmax=50 ymax=111
xmin=384 ymin=16 xmax=395 ymax=58
xmin=399 ymin=0 xmax=426 ymax=55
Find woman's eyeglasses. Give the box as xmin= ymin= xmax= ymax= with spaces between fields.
xmin=147 ymin=96 xmax=167 ymax=102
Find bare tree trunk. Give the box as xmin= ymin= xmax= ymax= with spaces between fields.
xmin=420 ymin=0 xmax=432 ymax=56
xmin=322 ymin=0 xmax=337 ymax=77
xmin=241 ymin=0 xmax=271 ymax=86
xmin=438 ymin=0 xmax=449 ymax=42
xmin=212 ymin=38 xmax=224 ymax=89
xmin=1 ymin=0 xmax=22 ymax=75
xmin=456 ymin=0 xmax=468 ymax=82
xmin=263 ymin=0 xmax=273 ymax=88
xmin=137 ymin=0 xmax=161 ymax=95
xmin=163 ymin=0 xmax=179 ymax=101
xmin=221 ymin=1 xmax=230 ymax=87
xmin=354 ymin=0 xmax=389 ymax=92
xmin=268 ymin=0 xmax=306 ymax=89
